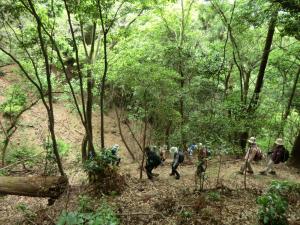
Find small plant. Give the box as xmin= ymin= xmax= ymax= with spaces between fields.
xmin=57 ymin=200 xmax=120 ymax=225
xmin=257 ymin=193 xmax=288 ymax=225
xmin=256 ymin=181 xmax=296 ymax=225
xmin=0 ymin=170 xmax=7 ymax=176
xmin=57 ymin=139 xmax=70 ymax=157
xmin=16 ymin=203 xmax=37 ymax=221
xmin=6 ymin=145 xmax=38 ymax=168
xmin=78 ymin=195 xmax=93 ymax=213
xmin=207 ymin=191 xmax=221 ymax=202
xmin=42 ymin=138 xmax=70 ymax=175
xmin=177 ymin=209 xmax=193 ymax=224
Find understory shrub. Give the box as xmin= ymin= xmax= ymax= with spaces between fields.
xmin=0 ymin=85 xmax=27 ymax=117
xmin=83 ymin=148 xmax=126 ymax=194
xmin=6 ymin=145 xmax=38 ymax=167
xmin=257 ymin=181 xmax=300 ymax=225
xmin=57 ymin=200 xmax=119 ymax=225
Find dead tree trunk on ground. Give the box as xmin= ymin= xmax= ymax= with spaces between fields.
xmin=0 ymin=176 xmax=68 ymax=198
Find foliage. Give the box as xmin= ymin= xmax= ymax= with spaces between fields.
xmin=0 ymin=85 xmax=27 ymax=117
xmin=256 ymin=181 xmax=300 ymax=225
xmin=83 ymin=148 xmax=120 ymax=174
xmin=6 ymin=145 xmax=38 ymax=167
xmin=57 ymin=200 xmax=119 ymax=225
xmin=15 ymin=203 xmax=37 ymax=221
xmin=207 ymin=191 xmax=221 ymax=202
xmin=43 ymin=138 xmax=70 ymax=175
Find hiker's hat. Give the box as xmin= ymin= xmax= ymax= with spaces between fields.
xmin=198 ymin=143 xmax=203 ymax=148
xmin=248 ymin=137 xmax=256 ymax=144
xmin=275 ymin=138 xmax=284 ymax=146
xmin=113 ymin=144 xmax=120 ymax=149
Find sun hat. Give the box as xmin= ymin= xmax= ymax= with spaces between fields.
xmin=275 ymin=138 xmax=284 ymax=146
xmin=248 ymin=137 xmax=256 ymax=144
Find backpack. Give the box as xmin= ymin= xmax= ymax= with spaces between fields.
xmin=178 ymin=151 xmax=184 ymax=163
xmin=281 ymin=149 xmax=289 ymax=162
xmin=253 ymin=148 xmax=263 ymax=161
xmin=151 ymin=152 xmax=162 ymax=167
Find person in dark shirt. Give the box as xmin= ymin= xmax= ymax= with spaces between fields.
xmin=170 ymin=148 xmax=184 ymax=180
xmin=145 ymin=146 xmax=161 ymax=180
xmin=260 ymin=138 xmax=286 ymax=175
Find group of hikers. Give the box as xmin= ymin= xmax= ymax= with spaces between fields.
xmin=145 ymin=144 xmax=210 ymax=182
xmin=109 ymin=136 xmax=289 ymax=184
xmin=239 ymin=137 xmax=289 ymax=175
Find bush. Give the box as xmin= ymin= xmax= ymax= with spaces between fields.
xmin=256 ymin=181 xmax=299 ymax=225
xmin=0 ymin=85 xmax=27 ymax=117
xmin=6 ymin=145 xmax=38 ymax=167
xmin=257 ymin=192 xmax=288 ymax=225
xmin=57 ymin=200 xmax=119 ymax=225
xmin=83 ymin=148 xmax=120 ymax=175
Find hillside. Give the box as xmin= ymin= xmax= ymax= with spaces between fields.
xmin=0 ymin=65 xmax=300 ymax=225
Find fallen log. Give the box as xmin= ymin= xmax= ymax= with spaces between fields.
xmin=0 ymin=176 xmax=68 ymax=198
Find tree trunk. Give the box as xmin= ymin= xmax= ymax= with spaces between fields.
xmin=248 ymin=11 xmax=278 ymax=112
xmin=165 ymin=121 xmax=172 ymax=150
xmin=100 ymin=32 xmax=108 ymax=149
xmin=290 ymin=130 xmax=300 ymax=168
xmin=283 ymin=65 xmax=300 ymax=120
xmin=139 ymin=119 xmax=148 ymax=179
xmin=1 ymin=139 xmax=9 ymax=167
xmin=115 ymin=108 xmax=136 ymax=161
xmin=0 ymin=176 xmax=68 ymax=198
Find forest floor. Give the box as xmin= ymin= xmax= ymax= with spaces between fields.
xmin=0 ymin=65 xmax=300 ymax=225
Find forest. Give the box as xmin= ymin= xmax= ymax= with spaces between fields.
xmin=0 ymin=0 xmax=300 ymax=224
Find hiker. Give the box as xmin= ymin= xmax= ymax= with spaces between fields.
xmin=195 ymin=143 xmax=209 ymax=190
xmin=170 ymin=148 xmax=184 ymax=180
xmin=145 ymin=146 xmax=162 ymax=180
xmin=239 ymin=137 xmax=259 ymax=175
xmin=188 ymin=143 xmax=198 ymax=156
xmin=260 ymin=138 xmax=288 ymax=175
xmin=111 ymin=144 xmax=121 ymax=166
xmin=159 ymin=146 xmax=167 ymax=165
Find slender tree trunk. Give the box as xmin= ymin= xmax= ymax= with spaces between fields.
xmin=81 ymin=134 xmax=88 ymax=162
xmin=165 ymin=121 xmax=172 ymax=150
xmin=115 ymin=108 xmax=136 ymax=161
xmin=100 ymin=32 xmax=108 ymax=149
xmin=124 ymin=121 xmax=144 ymax=153
xmin=140 ymin=93 xmax=148 ymax=179
xmin=139 ymin=118 xmax=148 ymax=179
xmin=86 ymin=76 xmax=95 ymax=156
xmin=248 ymin=11 xmax=278 ymax=112
xmin=179 ymin=0 xmax=186 ymax=150
xmin=283 ymin=65 xmax=300 ymax=120
xmin=1 ymin=139 xmax=9 ymax=167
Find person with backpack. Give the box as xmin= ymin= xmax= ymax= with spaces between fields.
xmin=145 ymin=146 xmax=162 ymax=180
xmin=170 ymin=148 xmax=184 ymax=180
xmin=111 ymin=144 xmax=121 ymax=166
xmin=239 ymin=137 xmax=259 ymax=175
xmin=260 ymin=138 xmax=288 ymax=175
xmin=188 ymin=143 xmax=197 ymax=156
xmin=195 ymin=143 xmax=209 ymax=190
